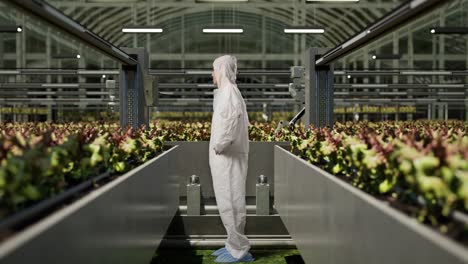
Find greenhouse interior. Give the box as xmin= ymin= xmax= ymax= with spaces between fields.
xmin=0 ymin=0 xmax=467 ymax=263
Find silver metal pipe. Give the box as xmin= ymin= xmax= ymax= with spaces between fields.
xmin=178 ymin=205 xmax=258 ymax=214
xmin=316 ymin=0 xmax=445 ymax=66
xmin=5 ymin=0 xmax=137 ymax=66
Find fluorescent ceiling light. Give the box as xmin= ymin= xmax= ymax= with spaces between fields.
xmin=203 ymin=28 xmax=243 ymax=33
xmin=306 ymin=0 xmax=359 ymax=2
xmin=428 ymin=84 xmax=464 ymax=88
xmin=264 ymin=92 xmax=290 ymax=95
xmin=0 ymin=26 xmax=22 ymax=33
xmin=122 ymin=28 xmax=163 ymax=33
xmin=416 ymin=98 xmax=437 ymax=102
xmin=77 ymin=70 xmax=120 ymax=75
xmin=430 ymin=27 xmax=468 ymax=34
xmin=41 ymin=83 xmax=79 ymax=88
xmin=351 ymin=84 xmax=389 ymax=88
xmin=87 ymin=92 xmax=108 ymax=95
xmin=437 ymin=92 xmax=464 ymax=96
xmin=196 ymin=0 xmax=248 ymax=2
xmin=185 ymin=70 xmax=211 ymax=74
xmin=284 ymin=28 xmax=324 ymax=34
xmin=379 ymin=92 xmax=407 ymax=95
xmin=87 ymin=0 xmax=138 ymax=2
xmin=400 ymin=71 xmax=451 ymax=75
xmin=28 ymin=91 xmax=55 ymax=95
xmin=197 ymin=84 xmax=216 ymax=88
xmin=79 ymin=99 xmax=102 ymax=102
xmin=0 ymin=70 xmax=20 ymax=74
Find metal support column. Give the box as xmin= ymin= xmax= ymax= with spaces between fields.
xmin=78 ymin=47 xmax=86 ymax=113
xmin=304 ymin=48 xmax=334 ymax=128
xmin=436 ymin=103 xmax=448 ymax=120
xmin=256 ymin=175 xmax=270 ymax=216
xmin=428 ymin=103 xmax=434 ymax=119
xmin=187 ymin=175 xmax=201 ymax=216
xmin=408 ymin=29 xmax=414 ymax=121
xmin=57 ymin=43 xmax=63 ymax=122
xmin=15 ymin=14 xmax=26 ymax=123
xmin=363 ymin=47 xmax=369 ymax=121
xmin=45 ymin=29 xmax=53 ymax=122
xmin=393 ymin=32 xmax=399 ymax=122
xmin=119 ymin=48 xmax=150 ymax=129
xmin=261 ymin=15 xmax=266 ymax=84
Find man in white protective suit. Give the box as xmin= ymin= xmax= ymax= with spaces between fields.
xmin=209 ymin=55 xmax=254 ymax=263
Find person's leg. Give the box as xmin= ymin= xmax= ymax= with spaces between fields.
xmin=230 ymin=154 xmax=249 ymax=247
xmin=210 ymin=153 xmax=249 ymax=259
xmin=210 ymin=152 xmax=228 ymax=257
xmin=223 ymin=154 xmax=250 ymax=258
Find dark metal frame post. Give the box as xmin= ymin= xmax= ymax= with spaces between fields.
xmin=120 ymin=48 xmax=149 ymax=129
xmin=305 ymin=48 xmax=334 ymax=129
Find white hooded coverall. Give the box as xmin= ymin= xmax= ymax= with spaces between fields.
xmin=209 ymin=55 xmax=250 ymax=259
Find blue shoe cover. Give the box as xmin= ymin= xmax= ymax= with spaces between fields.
xmin=212 ymin=247 xmax=228 ymax=257
xmin=215 ymin=252 xmax=254 ymax=263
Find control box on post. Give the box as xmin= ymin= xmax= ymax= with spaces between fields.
xmin=289 ymin=66 xmax=305 ymax=106
xmin=304 ymin=48 xmax=334 ymax=129
xmin=144 ymin=75 xmax=159 ymax=107
xmin=119 ymin=47 xmax=150 ymax=129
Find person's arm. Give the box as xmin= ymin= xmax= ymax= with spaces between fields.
xmin=213 ymin=99 xmax=241 ymax=154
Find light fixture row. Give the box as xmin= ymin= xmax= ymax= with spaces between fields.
xmin=4 ymin=25 xmax=466 ymax=36
xmin=3 ymin=26 xmax=466 ymax=35
xmin=88 ymin=0 xmax=360 ymax=3
xmin=195 ymin=0 xmax=360 ymax=2
xmin=121 ymin=27 xmax=326 ymax=34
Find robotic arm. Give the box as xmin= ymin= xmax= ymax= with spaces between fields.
xmin=275 ymin=66 xmax=306 ymax=133
xmin=288 ymin=107 xmax=306 ymax=127
xmin=287 ymin=66 xmax=306 ymax=128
